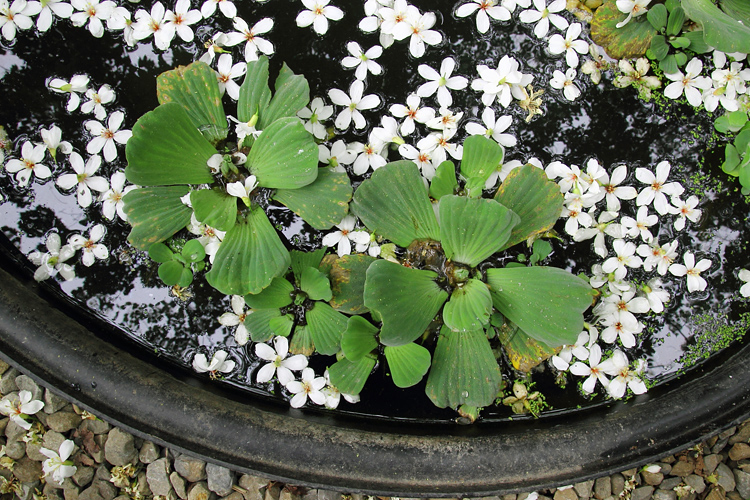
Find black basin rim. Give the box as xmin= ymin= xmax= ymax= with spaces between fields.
xmin=0 ymin=265 xmax=749 ymax=497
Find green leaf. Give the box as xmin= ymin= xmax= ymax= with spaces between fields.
xmin=486 ymin=267 xmax=592 ymax=347
xmin=305 ymin=302 xmax=348 ymax=355
xmin=439 ymin=195 xmax=519 ymax=267
xmin=299 ymin=267 xmax=332 ymax=301
xmin=269 ymin=314 xmax=294 ymax=337
xmin=384 ymin=343 xmax=431 ymax=388
xmin=246 ymin=117 xmax=318 ymax=190
xmin=665 ymin=0 xmax=680 ymax=11
xmin=666 ymin=6 xmax=685 ymax=36
xmin=206 ymin=206 xmax=291 ymax=296
xmin=364 ymin=259 xmax=448 ymax=346
xmin=591 ymin=0 xmax=656 ymax=59
xmin=659 ymin=54 xmax=679 ymax=74
xmin=190 ymin=188 xmax=238 ymax=232
xmin=341 ymin=316 xmax=379 ymax=361
xmin=291 ymin=248 xmax=327 ymax=281
xmin=181 ymin=239 xmax=206 ymax=263
xmin=425 ymin=327 xmax=502 ymax=408
xmin=736 ymin=128 xmax=750 ymax=152
xmin=715 ymin=110 xmax=749 ymax=134
xmin=328 ymin=254 xmax=377 ymax=315
xmin=351 ymin=161 xmax=440 ymax=247
xmin=148 ymin=243 xmax=173 ymax=263
xmin=327 ymin=356 xmax=376 ymax=396
xmin=177 ymin=267 xmax=194 ymax=288
xmin=722 ymin=144 xmax=741 ymax=175
xmin=246 ymin=308 xmax=281 ymax=343
xmin=123 ymin=186 xmax=193 ymax=250
xmin=125 ymin=103 xmax=217 ymax=187
xmin=682 ymin=0 xmax=750 ymax=53
xmin=158 ymin=261 xmax=185 ymax=286
xmin=460 ymin=135 xmax=504 ymax=197
xmin=273 ymin=167 xmax=352 ymax=230
xmin=238 ymin=56 xmax=272 ymax=123
xmin=720 ymin=0 xmax=750 ymax=23
xmin=649 ymin=35 xmax=670 ymax=60
xmin=494 ymin=164 xmax=564 ymax=251
xmin=244 ymin=276 xmax=294 ymax=309
xmin=530 ymin=239 xmax=553 ymax=265
xmin=429 ymin=160 xmax=457 ymax=200
xmin=669 ymin=36 xmax=691 ymax=49
xmin=260 ymin=63 xmax=310 ymax=128
xmin=156 ymin=62 xmax=228 ymax=145
xmin=684 ymin=30 xmax=711 ymax=53
xmin=289 ymin=325 xmax=315 ymax=356
xmin=674 ymin=51 xmax=687 ymax=67
xmin=443 ymin=279 xmax=493 ymax=333
xmin=496 ymin=322 xmax=558 ymax=372
xmin=647 ymin=3 xmax=668 ymax=30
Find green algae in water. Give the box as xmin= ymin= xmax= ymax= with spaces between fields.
xmin=677 ymin=312 xmax=750 ymax=373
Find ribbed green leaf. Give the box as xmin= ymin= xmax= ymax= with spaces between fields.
xmin=158 ymin=261 xmax=184 ymax=286
xmin=246 ymin=117 xmax=318 ymax=190
xmin=206 ymin=207 xmax=291 ymax=295
xmin=291 ymin=248 xmax=326 ymax=282
xmin=364 ymin=259 xmax=448 ymax=346
xmin=684 ymin=30 xmax=710 ymax=53
xmin=443 ymin=279 xmax=493 ymax=333
xmin=246 ymin=308 xmax=281 ymax=343
xmin=384 ymin=343 xmax=431 ymax=388
xmin=327 ymin=356 xmax=376 ymax=396
xmin=123 ymin=186 xmax=193 ymax=250
xmin=244 ymin=276 xmax=294 ymax=309
xmin=341 ymin=316 xmax=379 ymax=361
xmin=306 ymin=302 xmax=347 ymax=355
xmin=666 ymin=6 xmax=685 ymax=36
xmin=260 ymin=63 xmax=310 ymax=128
xmin=460 ymin=135 xmax=504 ymax=197
xmin=289 ymin=324 xmax=314 ymax=356
xmin=683 ymin=0 xmax=750 ymax=53
xmin=429 ymin=160 xmax=457 ymax=200
xmin=591 ymin=0 xmax=656 ymax=59
xmin=190 ymin=188 xmax=238 ymax=232
xmin=439 ymin=195 xmax=519 ymax=267
xmin=299 ymin=267 xmax=332 ymax=301
xmin=486 ymin=266 xmax=592 ymax=347
xmin=148 ymin=243 xmax=173 ymax=263
xmin=494 ymin=164 xmax=564 ymax=250
xmin=156 ymin=61 xmax=228 ymax=145
xmin=647 ymin=3 xmax=667 ymax=29
xmin=269 ymin=314 xmax=294 ymax=337
xmin=238 ymin=56 xmax=272 ymax=123
xmin=273 ymin=167 xmax=352 ymax=230
xmin=496 ymin=322 xmax=557 ymax=373
xmin=125 ymin=103 xmax=217 ymax=187
xmin=721 ymin=0 xmax=750 ymax=22
xmin=351 ymin=161 xmax=440 ymax=247
xmin=425 ymin=327 xmax=502 ymax=408
xmin=328 ymin=254 xmax=377 ymax=315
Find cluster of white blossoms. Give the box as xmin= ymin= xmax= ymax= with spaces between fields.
xmin=359 ymin=0 xmax=442 ymax=58
xmin=28 ymin=224 xmax=110 ymax=281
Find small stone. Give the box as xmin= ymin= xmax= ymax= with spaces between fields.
xmin=727 ymin=492 xmax=742 ymax=500
xmin=171 ymin=471 xmax=188 ymax=500
xmin=720 ymin=427 xmax=738 ymax=440
xmin=501 ymin=495 xmax=517 ymax=500
xmin=44 ymin=389 xmax=69 ymax=414
xmin=652 ymin=490 xmax=676 ymax=500
xmin=79 ymin=419 xmax=111 ymax=435
xmin=134 ymin=471 xmax=151 ymax=497
xmin=238 ymin=475 xmax=267 ymax=500
xmin=593 ymin=477 xmax=611 ymax=499
xmin=642 ymin=471 xmax=664 ymax=486
xmin=188 ymin=482 xmax=216 ymax=500
xmin=206 ymin=463 xmax=235 ymax=497
xmin=574 ymin=480 xmax=593 ymax=499
xmin=610 ymin=474 xmax=625 ymax=496
xmin=26 ymin=441 xmax=48 ymax=462
xmin=0 ymin=367 xmax=19 ymax=393
xmin=704 ymin=454 xmax=723 ymax=475
xmin=0 ymin=360 xmax=8 ymax=375
xmin=729 ymin=443 xmax=750 ymax=461
xmin=13 ymin=456 xmax=42 ymax=483
xmin=5 ymin=419 xmax=26 ymax=441
xmin=658 ymin=477 xmax=682 ymax=490
xmin=712 ymin=437 xmax=730 ymax=454
xmin=45 ymin=482 xmax=66 ymax=500
xmin=94 ymin=465 xmax=110 ymax=482
xmin=553 ymin=489 xmax=578 ymax=500
xmin=300 ymin=490 xmax=318 ymax=500
xmin=222 ymin=492 xmax=245 ymax=500
xmin=264 ymin=484 xmax=281 ymax=500
xmin=97 ymin=479 xmax=118 ymax=500
xmin=733 ymin=469 xmax=750 ymax=499
xmin=78 ymin=485 xmax=104 ymax=500
xmin=684 ymin=474 xmax=706 ymax=494
xmin=47 ymin=412 xmax=82 ymax=433
xmin=661 ymin=456 xmax=677 ymax=464
xmin=730 ymin=423 xmax=750 ymax=445
xmin=669 ymin=460 xmax=695 ymax=477
xmin=91 ymin=434 xmax=107 ymax=463
xmin=630 ymin=486 xmax=653 ymax=500
xmin=104 ymin=428 xmax=137 ymax=466
xmin=659 ymin=463 xmax=672 ymax=475
xmin=716 ymin=463 xmax=736 ymax=492
xmin=14 ymin=375 xmax=42 ymax=401
xmin=175 ymin=455 xmax=207 ymax=482
xmin=73 ymin=467 xmax=95 ymax=488
xmin=43 ymin=430 xmax=66 ymax=452
xmin=5 ymin=439 xmax=26 ymax=459
xmin=139 ymin=441 xmax=160 ymax=464
xmin=147 ymin=457 xmax=173 ymax=497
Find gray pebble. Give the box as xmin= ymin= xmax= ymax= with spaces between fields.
xmin=5 ymin=418 xmax=27 ymax=442
xmin=104 ymin=427 xmax=137 ymax=466
xmin=206 ymin=463 xmax=235 ymax=497
xmin=729 ymin=443 xmax=750 ymax=461
xmin=264 ymin=484 xmax=281 ymax=500
xmin=26 ymin=441 xmax=48 ymax=462
xmin=734 ymin=469 xmax=750 ymax=499
xmin=0 ymin=367 xmax=19 ymax=393
xmin=574 ymin=480 xmax=593 ymax=499
xmin=684 ymin=474 xmax=706 ymax=494
xmin=238 ymin=474 xmax=266 ymax=500
xmin=552 ymin=488 xmax=578 ymax=500
xmin=91 ymin=434 xmax=107 ymax=463
xmin=669 ymin=460 xmax=695 ymax=477
xmin=501 ymin=495 xmax=517 ymax=500
xmin=716 ymin=463 xmax=737 ymax=492
xmin=730 ymin=424 xmax=750 ymax=445
xmin=652 ymin=490 xmax=676 ymax=500
xmin=13 ymin=456 xmax=42 ymax=483
xmin=147 ymin=457 xmax=174 ymax=497
xmin=630 ymin=486 xmax=653 ymax=500
xmin=98 ymin=479 xmax=119 ymax=500
xmin=94 ymin=465 xmax=110 ymax=482
xmin=78 ymin=484 xmax=104 ymax=500
xmin=44 ymin=389 xmax=69 ymax=414
xmin=73 ymin=467 xmax=95 ymax=488
xmin=171 ymin=471 xmax=188 ymax=500
xmin=14 ymin=375 xmax=42 ymax=401
xmin=79 ymin=418 xmax=111 ymax=435
xmin=135 ymin=471 xmax=152 ymax=498
xmin=47 ymin=412 xmax=82 ymax=433
xmin=657 ymin=477 xmax=682 ymax=490
xmin=658 ymin=463 xmax=672 ymax=475
xmin=188 ymin=482 xmax=216 ymax=500
xmin=139 ymin=441 xmax=160 ymax=464
xmin=642 ymin=471 xmax=664 ymax=486
xmin=610 ymin=474 xmax=625 ymax=496
xmin=175 ymin=455 xmax=208 ymax=482
xmin=593 ymin=476 xmax=611 ymax=499
xmin=712 ymin=437 xmax=730 ymax=454
xmin=44 ymin=482 xmax=66 ymax=500
xmin=703 ymin=454 xmax=723 ymax=475
xmin=43 ymin=429 xmax=66 ymax=451
xmin=222 ymin=492 xmax=245 ymax=500
xmin=5 ymin=438 xmax=26 ymax=459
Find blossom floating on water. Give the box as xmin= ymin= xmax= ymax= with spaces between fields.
xmin=192 ymin=349 xmax=235 ymax=374
xmin=38 ymin=124 xmax=73 ymax=164
xmin=663 ymin=58 xmax=712 ymax=108
xmin=296 ymin=0 xmax=343 ymax=35
xmin=635 ymin=161 xmax=685 ymax=215
xmin=0 ymin=0 xmax=40 ymax=41
xmin=455 ymin=0 xmax=510 ymax=34
xmin=40 ymin=440 xmax=77 ymax=485
xmin=28 ymin=233 xmax=76 ymax=282
xmin=550 ymin=68 xmax=580 ymax=101
xmin=200 ymin=0 xmax=235 ymax=18
xmin=518 ymin=0 xmax=568 ymax=39
xmin=218 ymin=295 xmax=251 ymax=346
xmin=84 ymin=110 xmax=132 ymax=162
xmin=69 ymin=224 xmax=108 ymax=267
xmin=224 ymin=16 xmax=274 ymax=62
xmin=548 ymin=23 xmax=588 ymax=69
xmin=215 ymin=53 xmax=246 ymax=101
xmin=48 ymin=74 xmax=89 ymax=112
xmin=5 ymin=141 xmax=52 ymax=187
xmin=615 ymin=0 xmax=651 ymax=29
xmin=321 ymin=215 xmax=370 ymax=257
xmin=255 ymin=336 xmax=308 ymax=385
xmin=328 ymin=79 xmax=381 ymax=130
xmin=286 ymin=367 xmax=327 ymax=408
xmin=417 ymin=57 xmax=468 ymax=109
xmin=30 ymin=0 xmax=72 ymax=32
xmin=669 ymin=251 xmax=711 ymax=293
xmin=56 ymin=152 xmax=109 ymax=208
xmin=341 ymin=41 xmax=382 ymax=81
xmin=70 ymin=0 xmax=115 ymax=38
xmin=100 ymin=171 xmax=135 ymax=221
xmin=389 ymin=93 xmax=435 ymax=136
xmin=132 ymin=1 xmax=175 ymax=51
xmin=166 ymin=0 xmax=201 ymax=42
xmin=298 ymin=97 xmax=334 ymax=141
xmin=739 ymin=269 xmax=750 ymax=298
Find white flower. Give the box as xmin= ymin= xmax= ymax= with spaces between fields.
xmin=416 ymin=57 xmax=468 ymax=108
xmin=192 ymin=350 xmax=235 ymax=374
xmin=215 ymin=53 xmax=246 ymax=101
xmin=56 ymin=153 xmax=109 ymax=208
xmin=519 ymin=0 xmax=568 ymax=39
xmin=328 ymin=80 xmax=381 ymax=130
xmin=81 ymin=84 xmax=115 ymax=121
xmin=322 ymin=215 xmax=370 ymax=257
xmin=100 ymin=171 xmax=135 ymax=221
xmin=286 ymin=367 xmax=327 ymax=408
xmin=224 ymin=17 xmax=274 ymax=62
xmin=391 ymin=7 xmax=441 ymax=58
xmin=132 ymin=2 xmax=176 ymax=51
xmin=597 ymin=164 xmax=637 ymax=212
xmin=226 ymin=175 xmax=258 ymax=206
xmin=40 ymin=440 xmax=77 ymax=485
xmin=637 ymin=238 xmax=678 ymax=276
xmin=398 ymin=143 xmax=438 ymax=180
xmin=69 ymin=0 xmax=115 ymax=37
xmin=417 ymin=128 xmax=463 ymax=164
xmin=425 ymin=107 xmax=463 ymax=131
xmin=573 ymin=210 xmax=623 ymax=258
xmin=296 ymin=0 xmax=343 ymax=35
xmin=165 ymin=0 xmax=201 ymax=42
xmin=602 ymin=239 xmax=643 ymax=281
xmin=29 ymin=0 xmax=71 ymax=32
xmin=561 ymin=203 xmax=592 ymax=237
xmin=548 ymin=23 xmax=588 ymax=69
xmin=107 ymin=6 xmax=134 ymax=45
xmin=552 ymin=328 xmax=596 ymax=371
xmin=471 ymin=55 xmax=527 ymax=108
xmin=48 ymin=74 xmax=89 ymax=112
xmin=389 ymin=93 xmax=435 ymax=136
xmin=545 ymin=161 xmax=587 ymax=193
xmin=635 ymin=161 xmax=684 ymax=215
xmin=350 ymin=141 xmax=386 ymax=175
xmin=664 ymin=58 xmax=712 ymax=108
xmin=39 ymin=125 xmax=73 ymax=161
xmin=570 ymin=344 xmax=609 ymax=394
xmin=740 ymin=269 xmax=750 ymax=298
xmin=597 ymin=290 xmax=649 ymax=346
xmin=615 ymin=0 xmax=651 ymax=28
xmin=199 ymin=32 xmax=229 ymax=64
xmin=354 ymin=232 xmax=382 ymax=258
xmin=298 ymin=97 xmax=334 ymax=140
xmin=186 ymin=214 xmax=225 ymax=263
xmin=255 ymin=336 xmax=308 ymax=385
xmin=614 ymin=58 xmax=661 ymax=93
xmin=342 ymin=41 xmax=382 ymax=81
xmin=84 ymin=111 xmax=132 ymax=162
xmin=600 ymin=313 xmax=643 ymax=349
xmin=5 ymin=141 xmax=52 ymax=187
xmin=465 ymin=107 xmax=516 ymax=147
xmin=68 ymin=224 xmax=108 ymax=267
xmin=322 ymin=370 xmax=360 ymax=409
xmin=668 ymin=195 xmax=701 ymax=231
xmin=669 ymin=251 xmax=711 ymax=293
xmin=318 ymin=140 xmax=356 ymax=170
xmin=600 ymin=350 xmax=647 ymax=399
xmin=218 ymin=295 xmax=251 ymax=346
xmin=550 ymin=68 xmax=580 ymax=101
xmin=0 ymin=390 xmax=44 ymax=430
xmin=642 ymin=278 xmax=669 ymax=313
xmin=580 ymin=44 xmax=609 ymax=84
xmin=0 ymin=0 xmax=40 ymax=41
xmin=620 ymin=205 xmax=658 ymax=243
xmin=455 ymin=0 xmax=510 ymax=34
xmin=371 ymin=116 xmax=404 ymax=146
xmin=200 ymin=0 xmax=234 ymax=18
xmin=28 ymin=233 xmax=76 ymax=282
